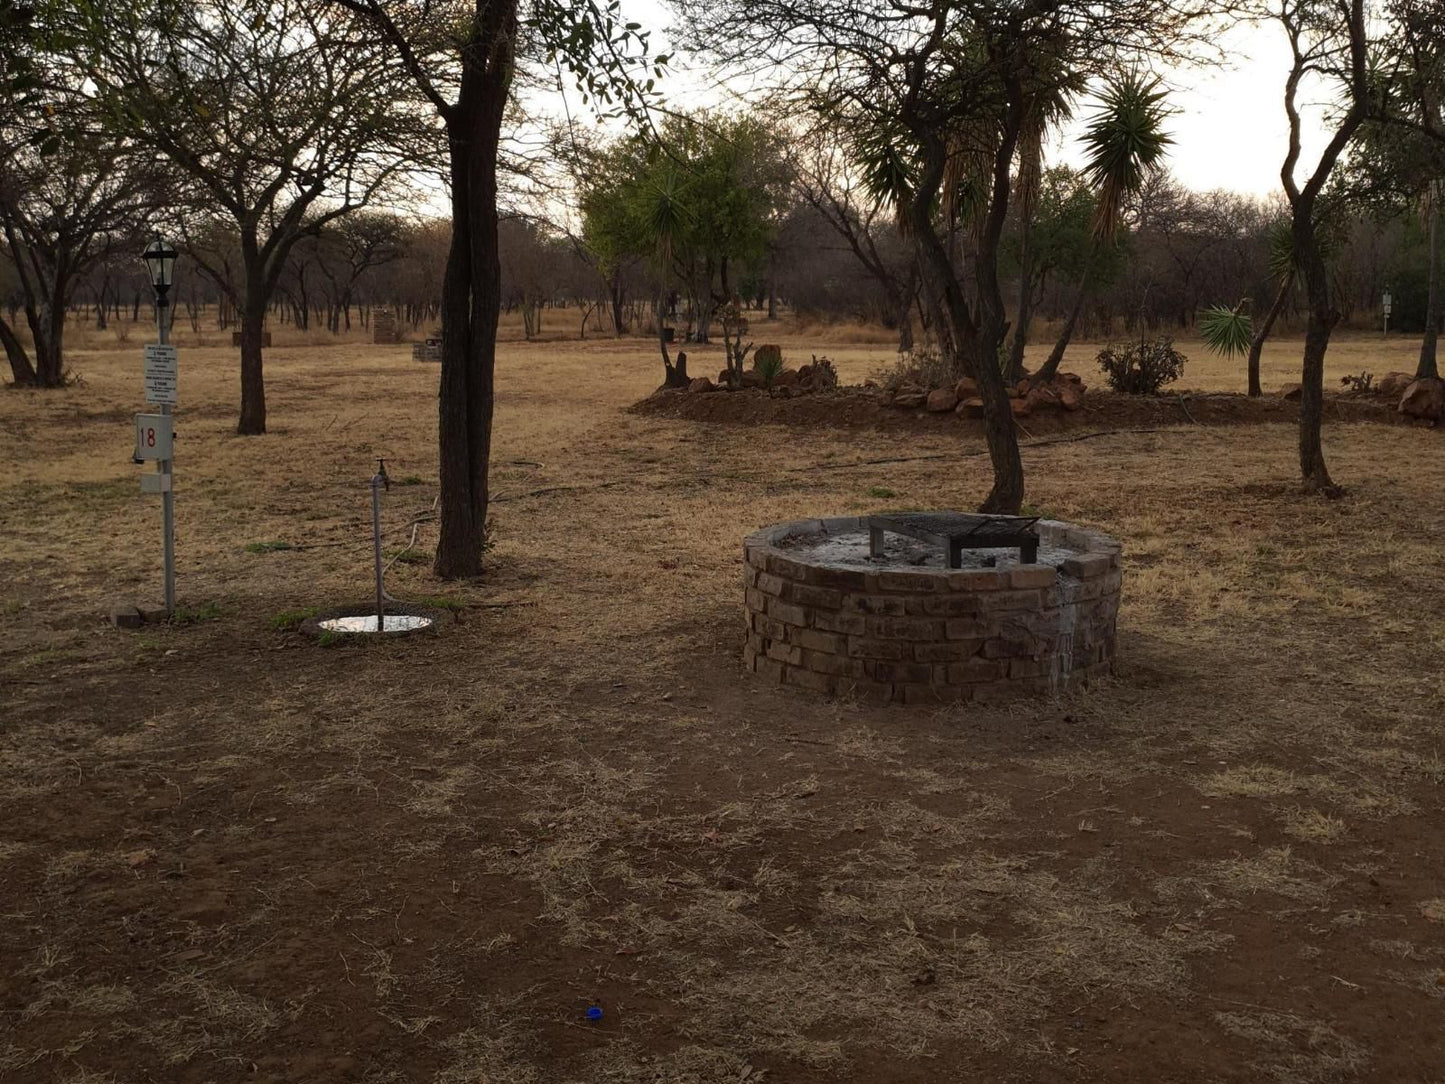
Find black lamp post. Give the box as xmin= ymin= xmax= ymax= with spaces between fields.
xmin=143 ymin=234 xmax=177 ymax=338
xmin=140 ymin=232 xmax=179 ymax=612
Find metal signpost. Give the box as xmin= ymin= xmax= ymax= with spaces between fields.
xmin=139 ymin=236 xmax=178 ymax=614
xmin=1383 ymin=290 xmax=1392 ymax=337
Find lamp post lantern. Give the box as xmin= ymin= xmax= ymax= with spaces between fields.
xmin=143 ymin=235 xmax=177 ymax=301
xmin=142 ymin=233 xmax=179 ymax=613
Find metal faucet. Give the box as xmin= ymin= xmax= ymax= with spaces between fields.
xmin=371 ymin=459 xmax=389 ymax=630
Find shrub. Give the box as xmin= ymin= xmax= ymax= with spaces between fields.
xmin=870 ymin=348 xmax=953 ymax=393
xmin=1096 ymin=338 xmax=1187 ymax=395
xmin=753 ymin=344 xmax=783 ymax=386
xmin=804 ymin=355 xmax=839 ymax=388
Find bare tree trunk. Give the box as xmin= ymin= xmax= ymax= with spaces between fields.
xmin=1007 ymin=217 xmax=1035 ymax=382
xmin=1418 ymin=199 xmax=1440 ymax=380
xmin=659 ymin=290 xmax=688 ymax=386
xmin=1248 ymin=274 xmax=1293 ymax=397
xmin=1036 ymin=246 xmax=1097 ymax=383
xmin=1298 ymin=306 xmax=1338 ymax=493
xmin=238 ymin=286 xmax=268 ymax=434
xmin=31 ymin=301 xmax=66 ymax=387
xmin=919 ymin=278 xmax=956 ymax=366
xmin=432 ymin=13 xmax=511 ymax=579
xmin=609 ymin=274 xmax=624 ymax=336
xmin=0 ymin=317 xmax=36 ymax=385
xmin=1295 ymin=217 xmax=1340 ymax=495
xmin=896 ymin=293 xmax=914 ymax=353
xmin=908 ymin=140 xmax=1022 ymax=514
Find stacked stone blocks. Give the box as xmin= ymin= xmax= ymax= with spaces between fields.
xmin=372 ymin=309 xmax=398 ymax=344
xmin=742 ymin=516 xmax=1122 ymax=703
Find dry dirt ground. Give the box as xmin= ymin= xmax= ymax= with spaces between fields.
xmin=2 ymin=319 xmax=1443 ymax=1083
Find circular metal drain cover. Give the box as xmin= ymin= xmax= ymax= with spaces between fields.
xmin=318 ymin=614 xmax=434 ymax=634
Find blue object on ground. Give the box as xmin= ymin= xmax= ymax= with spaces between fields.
xmin=586 ymin=1005 xmax=603 ymax=1022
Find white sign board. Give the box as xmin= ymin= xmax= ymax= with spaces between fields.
xmin=144 ymin=344 xmax=178 ymax=405
xmin=134 ymin=413 xmax=173 ymax=461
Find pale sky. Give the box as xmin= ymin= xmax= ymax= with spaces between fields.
xmin=587 ymin=3 xmax=1335 ymax=201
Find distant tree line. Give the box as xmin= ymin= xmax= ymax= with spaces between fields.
xmin=5 ymin=170 xmax=1434 ymax=354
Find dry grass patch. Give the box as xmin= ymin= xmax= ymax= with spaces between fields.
xmin=2 ymin=331 xmax=1443 ymax=1081
xmin=1281 ymin=807 xmax=1348 ymax=844
xmin=1214 ymin=1010 xmax=1369 ymax=1083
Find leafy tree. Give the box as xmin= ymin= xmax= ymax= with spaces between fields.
xmin=0 ymin=18 xmax=161 ymax=386
xmin=1345 ymin=3 xmax=1445 ymax=379
xmin=336 ymin=0 xmax=665 ymax=576
xmin=580 ymin=111 xmax=790 ymax=384
xmin=75 ymin=0 xmax=427 ymax=433
xmin=0 ymin=0 xmax=40 ymax=115
xmin=313 ymin=212 xmax=405 ymax=333
xmin=1198 ymin=215 xmax=1335 ymax=395
xmin=1273 ymin=0 xmax=1375 ymax=495
xmin=1004 ymin=165 xmax=1124 ymax=373
xmin=677 ymin=0 xmax=1218 ymax=513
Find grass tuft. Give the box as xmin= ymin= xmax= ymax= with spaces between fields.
xmin=412 ymin=595 xmax=464 ymax=612
xmin=171 ymin=601 xmax=225 ymax=624
xmin=268 ymin=607 xmax=318 ymax=631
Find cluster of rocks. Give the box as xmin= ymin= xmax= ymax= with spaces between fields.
xmin=1380 ymin=371 xmax=1445 ymax=423
xmin=1280 ymin=371 xmax=1444 ymax=423
xmin=686 ymin=357 xmax=840 ymax=395
xmin=885 ymin=373 xmax=1087 ymax=418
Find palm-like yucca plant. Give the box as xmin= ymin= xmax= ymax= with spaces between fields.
xmin=645 ymin=165 xmax=688 ymax=274
xmin=1036 ymin=71 xmax=1173 ymax=381
xmin=1199 ymin=302 xmax=1254 ymax=358
xmin=645 ymin=166 xmax=692 ymax=385
xmin=853 ymin=118 xmax=921 ymax=229
xmin=1078 ymin=71 xmax=1174 ymax=243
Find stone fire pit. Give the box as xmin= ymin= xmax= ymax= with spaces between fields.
xmin=742 ymin=514 xmax=1123 ymax=703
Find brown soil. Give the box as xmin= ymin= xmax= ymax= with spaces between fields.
xmin=631 ymin=383 xmax=1411 ymax=435
xmin=3 ymin=334 xmax=1444 ymax=1083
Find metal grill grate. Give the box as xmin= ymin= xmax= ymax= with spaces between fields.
xmin=867 ymin=511 xmax=1042 ymax=568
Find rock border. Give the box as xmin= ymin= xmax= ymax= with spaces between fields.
xmin=742 ymin=516 xmax=1123 ymax=703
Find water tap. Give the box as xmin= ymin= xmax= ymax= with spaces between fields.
xmin=372 ymin=458 xmax=390 ymax=491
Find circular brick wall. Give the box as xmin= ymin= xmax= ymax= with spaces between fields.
xmin=742 ymin=516 xmax=1123 ymax=703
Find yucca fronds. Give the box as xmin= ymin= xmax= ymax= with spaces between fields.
xmin=1199 ymin=302 xmax=1254 ymax=358
xmin=1079 ymin=71 xmax=1173 ymax=242
xmin=1266 ymin=214 xmax=1338 ymax=280
xmin=1015 ymin=76 xmax=1083 ymax=214
xmin=645 ymin=166 xmax=689 ymax=271
xmin=852 ymin=118 xmax=921 ymax=229
xmin=943 ymin=120 xmax=998 ymax=239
